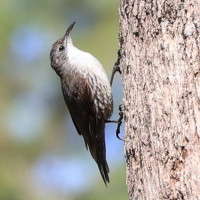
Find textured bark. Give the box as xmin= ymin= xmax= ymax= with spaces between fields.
xmin=119 ymin=0 xmax=200 ymax=199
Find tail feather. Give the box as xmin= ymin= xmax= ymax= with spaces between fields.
xmin=97 ymin=158 xmax=110 ymax=186
xmin=96 ymin=135 xmax=109 ymax=185
xmin=85 ymin=116 xmax=110 ymax=185
xmin=88 ymin=126 xmax=110 ymax=185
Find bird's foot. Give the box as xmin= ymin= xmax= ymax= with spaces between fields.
xmin=106 ymin=104 xmax=124 ymax=141
xmin=110 ymin=49 xmax=122 ymax=86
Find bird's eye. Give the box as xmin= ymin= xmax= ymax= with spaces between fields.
xmin=59 ymin=46 xmax=64 ymax=51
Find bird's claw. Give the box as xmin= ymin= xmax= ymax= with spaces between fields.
xmin=106 ymin=104 xmax=124 ymax=141
xmin=110 ymin=50 xmax=122 ymax=86
xmin=116 ymin=104 xmax=124 ymax=141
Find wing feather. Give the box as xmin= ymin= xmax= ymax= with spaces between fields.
xmin=61 ymin=73 xmax=109 ymax=184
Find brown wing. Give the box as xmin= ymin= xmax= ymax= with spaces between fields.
xmin=61 ymin=73 xmax=109 ymax=185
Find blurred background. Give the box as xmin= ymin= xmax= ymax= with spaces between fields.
xmin=0 ymin=0 xmax=127 ymax=199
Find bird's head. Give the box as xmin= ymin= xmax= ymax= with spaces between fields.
xmin=50 ymin=22 xmax=76 ymax=76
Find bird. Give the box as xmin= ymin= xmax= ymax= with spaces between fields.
xmin=50 ymin=22 xmax=113 ymax=185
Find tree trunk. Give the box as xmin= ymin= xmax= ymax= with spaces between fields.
xmin=119 ymin=0 xmax=200 ymax=199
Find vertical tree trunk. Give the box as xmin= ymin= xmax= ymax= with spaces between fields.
xmin=119 ymin=0 xmax=200 ymax=199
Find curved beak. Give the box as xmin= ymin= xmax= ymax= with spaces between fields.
xmin=65 ymin=22 xmax=76 ymax=38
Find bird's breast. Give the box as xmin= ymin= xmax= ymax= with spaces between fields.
xmin=62 ymin=70 xmax=113 ymax=120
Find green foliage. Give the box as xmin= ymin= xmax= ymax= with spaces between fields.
xmin=0 ymin=0 xmax=127 ymax=199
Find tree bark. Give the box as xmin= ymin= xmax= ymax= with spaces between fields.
xmin=119 ymin=0 xmax=200 ymax=199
